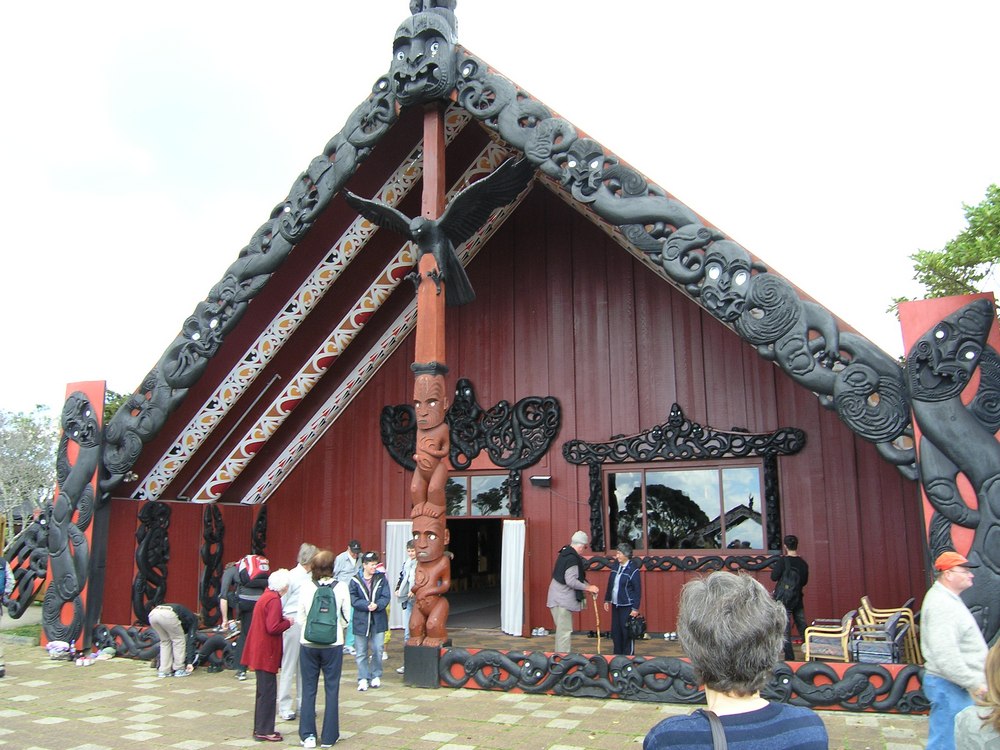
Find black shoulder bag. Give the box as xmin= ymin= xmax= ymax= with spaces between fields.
xmin=704 ymin=710 xmax=728 ymax=750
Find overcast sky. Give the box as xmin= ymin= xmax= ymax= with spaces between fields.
xmin=3 ymin=1 xmax=998 ymax=417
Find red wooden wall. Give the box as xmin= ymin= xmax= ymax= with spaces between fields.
xmin=252 ymin=184 xmax=926 ymax=635
xmin=102 ymin=500 xmax=256 ymax=624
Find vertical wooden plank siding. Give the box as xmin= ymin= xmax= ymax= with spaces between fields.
xmin=217 ymin=186 xmax=923 ymax=634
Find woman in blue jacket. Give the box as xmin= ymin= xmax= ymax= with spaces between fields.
xmin=349 ymin=551 xmax=391 ymax=691
xmin=603 ymin=543 xmax=642 ymax=655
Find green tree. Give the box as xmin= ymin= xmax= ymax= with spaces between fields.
xmin=104 ymin=389 xmax=129 ymax=422
xmin=0 ymin=406 xmax=57 ymax=548
xmin=897 ymin=184 xmax=1000 ymax=303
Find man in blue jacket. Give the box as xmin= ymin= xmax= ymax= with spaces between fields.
xmin=349 ymin=551 xmax=390 ymax=691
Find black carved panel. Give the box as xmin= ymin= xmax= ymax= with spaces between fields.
xmin=40 ymin=393 xmax=102 ymax=644
xmin=563 ymin=404 xmax=803 ymax=552
xmin=200 ymin=504 xmax=225 ymax=627
xmin=905 ymin=298 xmax=1000 ymax=644
xmin=379 ymin=379 xmax=562 ymax=518
xmin=132 ymin=501 xmax=171 ymax=625
xmin=439 ymin=647 xmax=927 ymax=713
xmin=251 ymin=505 xmax=267 ymax=556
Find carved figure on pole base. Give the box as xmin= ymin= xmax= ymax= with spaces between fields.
xmin=407 ymin=502 xmax=451 ymax=647
xmin=411 ymin=373 xmax=450 ymax=508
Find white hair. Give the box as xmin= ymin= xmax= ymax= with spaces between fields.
xmin=268 ymin=568 xmax=291 ymax=592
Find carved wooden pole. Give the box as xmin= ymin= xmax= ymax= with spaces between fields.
xmin=407 ymin=102 xmax=452 ymax=646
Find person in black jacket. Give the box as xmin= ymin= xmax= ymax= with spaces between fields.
xmin=546 ymin=530 xmax=599 ymax=653
xmin=603 ymin=543 xmax=642 ymax=655
xmin=770 ymin=535 xmax=809 ymax=660
xmin=234 ymin=555 xmax=271 ymax=680
xmin=148 ymin=603 xmax=200 ymax=677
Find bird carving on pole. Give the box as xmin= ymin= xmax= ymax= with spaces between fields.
xmin=343 ymin=157 xmax=535 ymax=306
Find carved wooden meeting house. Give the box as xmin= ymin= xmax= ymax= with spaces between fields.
xmin=8 ymin=1 xmax=999 ymax=713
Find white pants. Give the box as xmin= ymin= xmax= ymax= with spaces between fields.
xmin=277 ymin=621 xmax=302 ymax=716
xmin=149 ymin=606 xmax=185 ymax=673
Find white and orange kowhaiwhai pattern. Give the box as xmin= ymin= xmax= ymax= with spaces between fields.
xmin=192 ymin=141 xmax=523 ymax=503
xmin=239 ymin=148 xmax=535 ymax=506
xmin=133 ymin=110 xmax=471 ymax=501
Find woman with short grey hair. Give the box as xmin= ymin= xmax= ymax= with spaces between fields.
xmin=643 ymin=571 xmax=828 ymax=749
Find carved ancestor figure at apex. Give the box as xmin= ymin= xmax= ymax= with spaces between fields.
xmin=407 ymin=502 xmax=451 ymax=647
xmin=343 ymin=157 xmax=535 ymax=307
xmin=392 ymin=3 xmax=458 ymax=107
xmin=412 ymin=373 xmax=450 ymax=508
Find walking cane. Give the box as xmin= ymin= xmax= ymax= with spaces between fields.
xmin=592 ymin=592 xmax=601 ymax=655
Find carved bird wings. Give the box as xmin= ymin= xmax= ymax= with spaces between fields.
xmin=342 ymin=157 xmax=535 ymax=306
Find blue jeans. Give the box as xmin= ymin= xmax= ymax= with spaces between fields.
xmin=354 ymin=630 xmax=384 ymax=682
xmin=298 ymin=645 xmax=342 ymax=746
xmin=923 ymin=672 xmax=973 ymax=750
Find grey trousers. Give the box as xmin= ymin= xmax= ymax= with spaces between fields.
xmin=277 ymin=621 xmax=302 ymax=716
xmin=549 ymin=606 xmax=574 ymax=653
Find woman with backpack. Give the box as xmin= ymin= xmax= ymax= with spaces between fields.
xmin=296 ymin=549 xmax=351 ymax=749
xmin=241 ymin=568 xmax=292 ymax=743
xmin=349 ymin=551 xmax=391 ymax=692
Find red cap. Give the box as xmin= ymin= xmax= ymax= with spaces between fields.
xmin=934 ymin=551 xmax=978 ymax=571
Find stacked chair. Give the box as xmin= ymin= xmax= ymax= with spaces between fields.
xmin=802 ymin=597 xmax=923 ymax=664
xmin=803 ymin=609 xmax=857 ymax=662
xmin=856 ymin=595 xmax=921 ymax=663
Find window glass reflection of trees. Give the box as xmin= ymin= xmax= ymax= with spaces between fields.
xmin=608 ymin=464 xmax=763 ymax=552
xmin=470 ymin=475 xmax=511 ymax=516
xmin=445 ymin=474 xmax=511 ymax=517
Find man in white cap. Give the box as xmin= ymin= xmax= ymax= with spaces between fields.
xmin=546 ymin=530 xmax=599 ymax=653
xmin=920 ymin=550 xmax=987 ymax=750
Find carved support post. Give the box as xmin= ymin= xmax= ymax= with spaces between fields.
xmin=408 ymin=101 xmax=452 ymax=648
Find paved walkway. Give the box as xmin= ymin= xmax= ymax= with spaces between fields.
xmin=0 ymin=609 xmax=928 ymax=750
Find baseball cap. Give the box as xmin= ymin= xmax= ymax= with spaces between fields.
xmin=348 ymin=540 xmax=361 ymax=553
xmin=570 ymin=530 xmax=589 ymax=546
xmin=934 ymin=551 xmax=978 ymax=571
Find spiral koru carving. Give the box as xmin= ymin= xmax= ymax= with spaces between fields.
xmin=200 ymin=504 xmax=225 ymax=626
xmin=905 ymin=297 xmax=1000 ymax=644
xmin=439 ymin=647 xmax=925 ymax=713
xmin=132 ymin=501 xmax=171 ymax=625
xmin=39 ymin=392 xmax=102 ymax=645
xmin=380 ymin=379 xmax=561 ymax=518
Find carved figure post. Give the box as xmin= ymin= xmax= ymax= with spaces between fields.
xmin=407 ymin=101 xmax=452 ymax=645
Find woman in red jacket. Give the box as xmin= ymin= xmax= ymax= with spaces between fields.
xmin=241 ymin=568 xmax=292 ymax=742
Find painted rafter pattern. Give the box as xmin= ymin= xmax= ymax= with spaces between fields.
xmin=241 ymin=151 xmax=534 ymax=505
xmin=132 ymin=110 xmax=471 ymax=501
xmin=193 ymin=142 xmax=520 ymax=503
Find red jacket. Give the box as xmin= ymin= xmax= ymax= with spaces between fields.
xmin=240 ymin=588 xmax=290 ymax=673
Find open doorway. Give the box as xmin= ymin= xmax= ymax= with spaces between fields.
xmin=445 ymin=517 xmax=502 ymax=628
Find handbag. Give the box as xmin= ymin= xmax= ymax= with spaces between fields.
xmin=704 ymin=710 xmax=728 ymax=750
xmin=626 ymin=613 xmax=647 ymax=640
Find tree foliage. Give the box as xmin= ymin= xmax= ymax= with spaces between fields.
xmin=0 ymin=406 xmax=57 ymax=544
xmin=103 ymin=389 xmax=129 ymax=422
xmin=899 ymin=184 xmax=1000 ymax=303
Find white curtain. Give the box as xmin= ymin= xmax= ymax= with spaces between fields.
xmin=384 ymin=520 xmax=412 ymax=630
xmin=500 ymin=519 xmax=526 ymax=636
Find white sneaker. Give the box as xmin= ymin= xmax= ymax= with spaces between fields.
xmin=370 ymin=677 xmax=381 ymax=688
xmin=302 ymin=736 xmax=317 ymax=748
xmin=382 ymin=652 xmax=388 ymax=661
xmin=357 ymin=679 xmax=368 ymax=692
xmin=395 ymin=665 xmax=405 ymax=674
xmin=344 ymin=646 xmax=355 ymax=656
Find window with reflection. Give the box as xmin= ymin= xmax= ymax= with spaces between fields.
xmin=445 ymin=474 xmax=512 ymax=517
xmin=607 ymin=462 xmax=765 ymax=552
